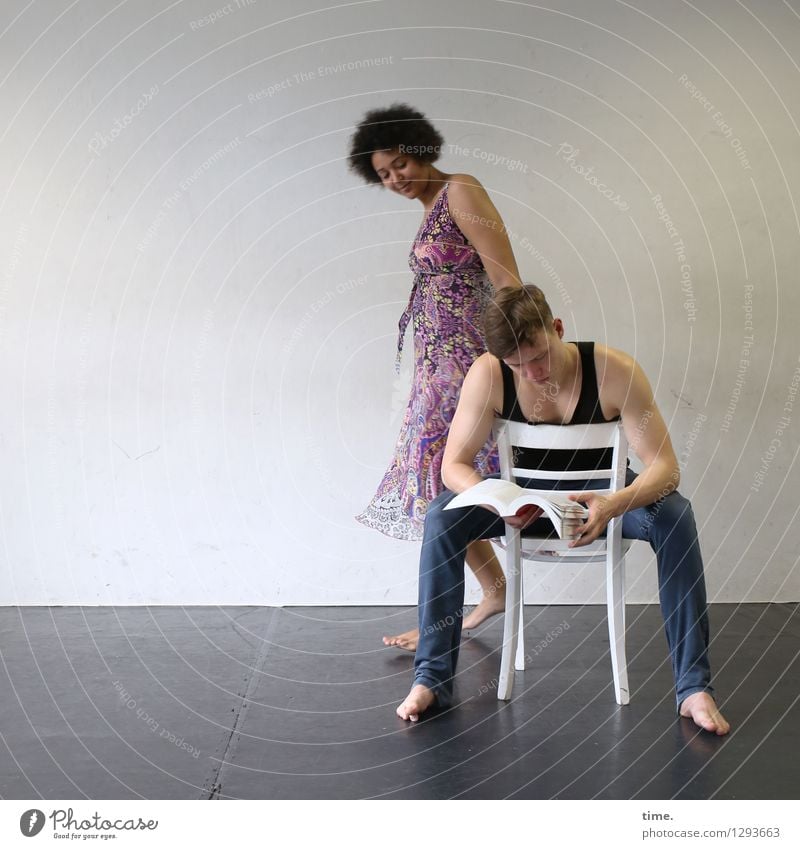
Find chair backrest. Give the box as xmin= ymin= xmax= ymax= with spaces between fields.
xmin=493 ymin=419 xmax=628 ymax=493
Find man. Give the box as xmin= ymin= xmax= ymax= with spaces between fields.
xmin=396 ymin=284 xmax=730 ymax=735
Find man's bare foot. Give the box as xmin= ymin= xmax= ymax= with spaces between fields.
xmin=679 ymin=691 xmax=731 ymax=735
xmin=396 ymin=683 xmax=436 ymax=722
xmin=382 ymin=628 xmax=418 ymax=652
xmin=462 ymin=592 xmax=505 ymax=630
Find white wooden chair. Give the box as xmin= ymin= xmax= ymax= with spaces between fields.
xmin=492 ymin=418 xmax=631 ymax=705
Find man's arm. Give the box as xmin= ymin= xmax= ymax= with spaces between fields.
xmin=442 ymin=354 xmax=502 ymax=492
xmin=570 ymin=348 xmax=680 ymax=547
xmin=443 ymin=355 xmax=542 ymax=531
xmin=447 ymin=176 xmax=522 ymax=291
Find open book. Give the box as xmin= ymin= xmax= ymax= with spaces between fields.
xmin=445 ymin=479 xmax=589 ymax=539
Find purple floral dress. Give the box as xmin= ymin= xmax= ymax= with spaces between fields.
xmin=356 ymin=183 xmax=500 ymax=540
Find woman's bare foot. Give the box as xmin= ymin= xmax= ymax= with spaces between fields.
xmin=462 ymin=592 xmax=505 ymax=630
xmin=679 ymin=692 xmax=731 ymax=735
xmin=383 ymin=589 xmax=506 ymax=650
xmin=382 ymin=629 xmax=418 ymax=652
xmin=396 ymin=683 xmax=436 ymax=721
xmin=383 ymin=540 xmax=506 ymax=651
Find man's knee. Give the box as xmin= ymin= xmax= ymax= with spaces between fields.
xmin=423 ymin=491 xmax=491 ymax=544
xmin=650 ymin=490 xmax=698 ymax=543
xmin=423 ymin=491 xmax=460 ymax=536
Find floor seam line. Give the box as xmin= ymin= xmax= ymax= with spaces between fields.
xmin=200 ymin=607 xmax=281 ymax=799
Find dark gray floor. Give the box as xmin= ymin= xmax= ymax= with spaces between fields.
xmin=1 ymin=604 xmax=798 ymax=799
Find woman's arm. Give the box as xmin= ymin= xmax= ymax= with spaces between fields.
xmin=447 ymin=176 xmax=523 ymax=290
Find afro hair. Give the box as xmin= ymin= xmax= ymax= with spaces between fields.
xmin=347 ymin=103 xmax=445 ymax=184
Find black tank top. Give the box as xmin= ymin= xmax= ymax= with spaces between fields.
xmin=498 ymin=341 xmax=619 ymax=475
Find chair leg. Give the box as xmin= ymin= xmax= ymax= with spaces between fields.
xmin=514 ymin=583 xmax=525 ymax=671
xmin=607 ymin=544 xmax=630 ymax=705
xmin=497 ymin=527 xmax=521 ymax=700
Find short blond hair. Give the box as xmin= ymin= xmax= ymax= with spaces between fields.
xmin=483 ymin=284 xmax=554 ymax=359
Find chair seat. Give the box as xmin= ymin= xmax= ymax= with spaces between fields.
xmin=493 ymin=535 xmax=633 ymax=563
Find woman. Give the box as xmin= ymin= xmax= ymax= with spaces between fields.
xmin=348 ymin=104 xmax=523 ymax=650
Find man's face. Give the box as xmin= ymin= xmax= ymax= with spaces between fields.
xmin=502 ymin=322 xmax=563 ymax=385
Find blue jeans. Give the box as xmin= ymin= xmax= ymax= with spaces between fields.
xmin=413 ymin=470 xmax=712 ymax=709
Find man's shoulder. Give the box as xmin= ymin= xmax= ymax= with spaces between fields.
xmin=464 ymin=353 xmax=504 ymax=406
xmin=592 ymin=343 xmax=648 ymax=410
xmin=592 ymin=343 xmax=638 ymax=381
xmin=468 ymin=351 xmax=502 ymax=381
xmin=591 ymin=343 xmax=655 ymax=418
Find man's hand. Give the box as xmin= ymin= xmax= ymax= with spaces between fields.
xmin=567 ymin=492 xmax=616 ymax=547
xmin=504 ymin=503 xmax=543 ymax=530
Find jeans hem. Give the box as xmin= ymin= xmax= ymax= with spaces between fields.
xmin=675 ymin=684 xmax=714 ymax=711
xmin=413 ymin=674 xmax=451 ymax=708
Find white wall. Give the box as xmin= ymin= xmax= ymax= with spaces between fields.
xmin=0 ymin=0 xmax=798 ymax=605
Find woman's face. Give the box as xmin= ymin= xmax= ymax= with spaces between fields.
xmin=370 ymin=149 xmax=429 ymax=199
